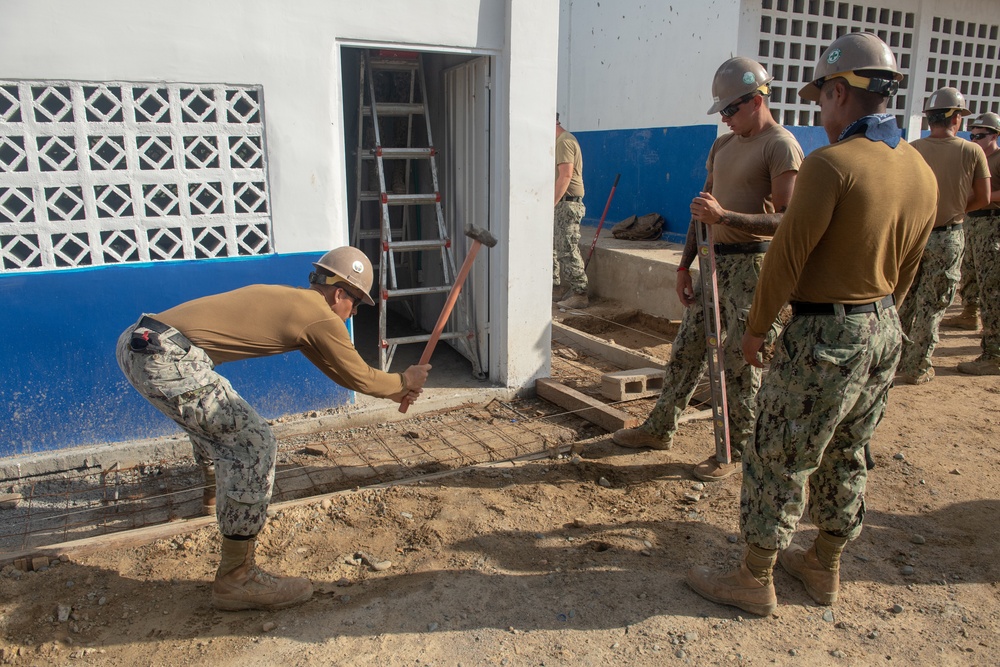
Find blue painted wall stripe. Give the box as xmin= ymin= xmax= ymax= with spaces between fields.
xmin=0 ymin=253 xmax=354 ymax=457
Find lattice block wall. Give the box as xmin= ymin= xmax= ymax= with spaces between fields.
xmin=924 ymin=17 xmax=1000 ymax=122
xmin=0 ymin=82 xmax=272 ymax=272
xmin=757 ymin=0 xmax=916 ymax=129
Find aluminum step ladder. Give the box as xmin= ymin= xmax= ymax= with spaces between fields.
xmin=696 ymin=221 xmax=732 ymax=464
xmin=351 ymin=50 xmax=483 ymax=375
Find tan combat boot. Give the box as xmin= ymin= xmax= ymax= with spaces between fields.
xmin=212 ymin=537 xmax=313 ymax=611
xmin=612 ymin=427 xmax=672 ymax=450
xmin=942 ymin=303 xmax=979 ymax=331
xmin=957 ymin=355 xmax=1000 ymax=376
xmin=692 ymin=456 xmax=742 ymax=481
xmin=202 ymin=465 xmax=216 ymax=517
xmin=779 ymin=531 xmax=848 ymax=605
xmin=686 ymin=545 xmax=778 ymax=616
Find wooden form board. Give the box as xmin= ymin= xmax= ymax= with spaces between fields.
xmin=535 ymin=378 xmax=639 ymax=432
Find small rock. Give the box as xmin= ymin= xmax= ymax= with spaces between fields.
xmin=950 ymin=468 xmax=961 ymax=475
xmin=789 ymin=649 xmax=799 ymax=656
xmin=868 ymin=630 xmax=879 ymax=639
xmin=427 ymin=622 xmax=438 ymax=632
xmin=56 ymin=604 xmax=71 ymax=622
xmin=822 ymin=609 xmax=835 ymax=622
xmin=98 ymin=597 xmax=107 ymax=606
xmin=400 ymin=512 xmax=413 ymax=520
xmin=597 ymin=477 xmax=612 ymax=488
xmin=569 ymin=455 xmax=583 ymax=464
xmin=900 ymin=565 xmax=915 ymax=575
xmin=893 ymin=452 xmax=905 ymax=460
xmin=727 ymin=535 xmax=739 ymax=544
xmin=262 ymin=621 xmax=276 ymax=632
xmin=891 ymin=604 xmax=904 ymax=614
xmin=682 ymin=492 xmax=701 ymax=503
xmin=642 ymin=540 xmax=653 ymax=548
xmin=65 ymin=581 xmax=74 ymax=588
xmin=640 ymin=550 xmax=652 ymax=557
xmin=691 ymin=482 xmax=705 ymax=491
xmin=320 ymin=499 xmax=332 ymax=510
xmin=831 ymin=649 xmax=845 ymax=658
xmin=911 ymin=535 xmax=926 ymax=545
xmin=534 ymin=533 xmax=544 ymax=540
xmin=675 ymin=649 xmax=686 ymax=659
xmin=683 ymin=631 xmax=699 ymax=642
xmin=573 ymin=518 xmax=586 ymax=527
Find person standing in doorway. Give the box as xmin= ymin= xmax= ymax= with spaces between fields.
xmin=895 ymin=88 xmax=990 ymax=384
xmin=553 ymin=113 xmax=590 ymax=310
xmin=613 ymin=57 xmax=803 ymax=482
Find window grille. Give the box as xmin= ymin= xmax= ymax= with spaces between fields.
xmin=923 ymin=17 xmax=1000 ymax=129
xmin=757 ymin=0 xmax=916 ymax=129
xmin=0 ymin=81 xmax=272 ymax=272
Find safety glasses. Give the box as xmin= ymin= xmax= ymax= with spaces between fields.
xmin=720 ymin=92 xmax=757 ymax=118
xmin=970 ymin=132 xmax=995 ymax=141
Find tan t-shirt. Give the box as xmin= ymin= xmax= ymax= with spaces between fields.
xmin=911 ymin=135 xmax=990 ymax=226
xmin=984 ymin=148 xmax=1000 ymax=211
xmin=156 ymin=285 xmax=405 ymax=398
xmin=747 ymin=135 xmax=938 ymax=337
xmin=706 ymin=124 xmax=804 ymax=244
xmin=555 ymin=130 xmax=585 ymax=198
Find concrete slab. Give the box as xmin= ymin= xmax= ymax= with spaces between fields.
xmin=580 ymin=228 xmax=693 ymax=321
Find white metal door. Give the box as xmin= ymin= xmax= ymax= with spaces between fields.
xmin=443 ymin=57 xmax=491 ymax=375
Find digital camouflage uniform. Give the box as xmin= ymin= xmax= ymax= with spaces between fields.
xmin=896 ymin=228 xmax=964 ymax=377
xmin=117 ymin=318 xmax=275 ymax=537
xmin=968 ymin=212 xmax=1000 ymax=359
xmin=956 ymin=217 xmax=980 ymax=308
xmin=741 ymin=306 xmax=900 ymax=548
xmin=637 ymin=252 xmax=775 ymax=458
xmin=553 ymin=200 xmax=587 ymax=293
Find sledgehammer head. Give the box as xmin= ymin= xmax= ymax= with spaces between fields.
xmin=465 ymin=225 xmax=498 ymax=248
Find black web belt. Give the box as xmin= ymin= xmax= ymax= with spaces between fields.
xmin=714 ymin=241 xmax=770 ymax=255
xmin=931 ymin=222 xmax=963 ymax=232
xmin=791 ymin=294 xmax=895 ymax=316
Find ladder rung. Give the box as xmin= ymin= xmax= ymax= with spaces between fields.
xmin=369 ymin=58 xmax=420 ymax=72
xmin=363 ymin=103 xmax=424 ymax=116
xmin=387 ymin=239 xmax=449 ymax=251
xmin=357 ymin=229 xmax=404 ymax=241
xmin=385 ymin=286 xmax=453 ymax=298
xmin=363 ymin=147 xmax=435 ymax=159
xmin=385 ymin=331 xmax=467 ymax=346
xmin=358 ymin=191 xmax=439 ymax=205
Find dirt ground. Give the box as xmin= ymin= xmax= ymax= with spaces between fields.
xmin=1 ymin=300 xmax=998 ymax=666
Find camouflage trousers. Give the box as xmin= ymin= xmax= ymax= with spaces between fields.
xmin=897 ymin=228 xmax=964 ymax=377
xmin=116 ymin=317 xmax=275 ymax=537
xmin=553 ymin=201 xmax=588 ymax=294
xmin=740 ymin=304 xmax=901 ymax=549
xmin=967 ymin=213 xmax=1000 ymax=359
xmin=957 ymin=217 xmax=982 ymax=308
xmin=638 ymin=252 xmax=775 ymax=459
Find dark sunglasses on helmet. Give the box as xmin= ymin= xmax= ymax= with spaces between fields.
xmin=970 ymin=132 xmax=995 ymax=141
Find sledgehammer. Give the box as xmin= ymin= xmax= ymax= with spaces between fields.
xmin=399 ymin=224 xmax=498 ymax=413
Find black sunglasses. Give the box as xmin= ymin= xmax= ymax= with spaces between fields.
xmin=720 ymin=92 xmax=758 ymax=118
xmin=341 ymin=288 xmax=363 ymax=308
xmin=970 ymin=132 xmax=995 ymax=141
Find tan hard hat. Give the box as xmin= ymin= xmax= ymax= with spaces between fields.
xmin=707 ymin=57 xmax=773 ymax=114
xmin=971 ymin=111 xmax=1000 ymax=133
xmin=799 ymin=32 xmax=902 ymax=102
xmin=923 ymin=87 xmax=972 ymax=116
xmin=311 ymin=246 xmax=376 ymax=306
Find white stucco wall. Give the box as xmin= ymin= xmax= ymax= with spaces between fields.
xmin=0 ymin=0 xmax=507 ymax=255
xmin=558 ymin=0 xmax=742 ymax=131
xmin=1 ymin=0 xmax=561 ymax=391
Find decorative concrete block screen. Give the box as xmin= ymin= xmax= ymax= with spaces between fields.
xmin=924 ymin=17 xmax=1000 ymax=125
xmin=756 ymin=0 xmax=916 ymax=128
xmin=0 ymin=82 xmax=271 ymax=272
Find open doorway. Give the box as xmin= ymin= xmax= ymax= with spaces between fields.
xmin=340 ymin=46 xmax=493 ymax=379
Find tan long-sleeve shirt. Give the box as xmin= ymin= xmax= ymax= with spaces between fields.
xmin=747 ymin=134 xmax=938 ymax=337
xmin=156 ymin=284 xmax=405 ymax=398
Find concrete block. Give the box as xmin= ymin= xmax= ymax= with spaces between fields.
xmin=601 ymin=368 xmax=666 ymax=401
xmin=0 ymin=493 xmax=21 ymax=510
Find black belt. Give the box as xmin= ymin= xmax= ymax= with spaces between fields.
xmin=714 ymin=241 xmax=770 ymax=255
xmin=968 ymin=209 xmax=998 ymax=218
xmin=136 ymin=315 xmax=192 ymax=351
xmin=931 ymin=223 xmax=963 ymax=232
xmin=791 ymin=294 xmax=895 ymax=316
xmin=560 ymin=195 xmax=583 ymax=203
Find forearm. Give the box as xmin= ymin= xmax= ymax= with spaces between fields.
xmin=554 ymin=175 xmax=572 ymax=205
xmin=718 ymin=210 xmax=784 ymax=237
xmin=680 ymin=222 xmax=698 ymax=268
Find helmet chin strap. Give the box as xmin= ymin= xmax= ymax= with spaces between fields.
xmin=308 ymin=271 xmax=340 ymax=286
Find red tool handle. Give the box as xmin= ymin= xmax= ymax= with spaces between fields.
xmin=584 ymin=173 xmax=621 ymax=270
xmin=398 ymin=240 xmax=483 ymax=413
